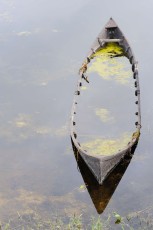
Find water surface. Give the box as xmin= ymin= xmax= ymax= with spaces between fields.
xmin=0 ymin=0 xmax=152 ymax=227
xmin=75 ymin=43 xmax=136 ymax=156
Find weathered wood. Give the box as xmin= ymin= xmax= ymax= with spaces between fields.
xmin=70 ymin=18 xmax=141 ymax=184
xmin=98 ymin=38 xmax=123 ymax=43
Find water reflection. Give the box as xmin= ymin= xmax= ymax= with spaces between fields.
xmin=72 ymin=139 xmax=138 ymax=214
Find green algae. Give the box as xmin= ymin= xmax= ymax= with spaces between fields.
xmin=95 ymin=107 xmax=115 ymax=123
xmin=81 ymin=86 xmax=88 ymax=90
xmin=92 ymin=42 xmax=124 ymax=58
xmin=88 ymin=43 xmax=132 ymax=85
xmin=79 ymin=184 xmax=87 ymax=192
xmin=82 ymin=132 xmax=132 ymax=156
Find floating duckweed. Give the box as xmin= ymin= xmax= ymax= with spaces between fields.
xmin=95 ymin=108 xmax=115 ymax=123
xmin=82 ymin=133 xmax=132 ymax=156
xmin=88 ymin=43 xmax=132 ymax=85
xmin=15 ymin=114 xmax=32 ymax=128
xmin=79 ymin=184 xmax=87 ymax=192
xmin=81 ymin=86 xmax=87 ymax=90
xmin=91 ymin=42 xmax=124 ymax=58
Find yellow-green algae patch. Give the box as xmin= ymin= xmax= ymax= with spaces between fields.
xmin=88 ymin=43 xmax=132 ymax=85
xmin=92 ymin=42 xmax=124 ymax=58
xmin=81 ymin=86 xmax=88 ymax=90
xmin=82 ymin=133 xmax=132 ymax=156
xmin=95 ymin=108 xmax=115 ymax=123
xmin=14 ymin=114 xmax=32 ymax=128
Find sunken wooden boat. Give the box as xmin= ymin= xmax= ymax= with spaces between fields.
xmin=70 ymin=18 xmax=141 ymax=185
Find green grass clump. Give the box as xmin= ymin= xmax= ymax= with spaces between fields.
xmin=1 ymin=207 xmax=153 ymax=229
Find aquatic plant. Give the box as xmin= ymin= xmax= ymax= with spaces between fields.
xmin=82 ymin=133 xmax=132 ymax=156
xmin=95 ymin=108 xmax=115 ymax=123
xmin=88 ymin=43 xmax=132 ymax=85
xmin=1 ymin=207 xmax=153 ymax=230
xmin=92 ymin=42 xmax=124 ymax=58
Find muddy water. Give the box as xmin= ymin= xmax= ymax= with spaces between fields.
xmin=0 ymin=0 xmax=152 ymax=228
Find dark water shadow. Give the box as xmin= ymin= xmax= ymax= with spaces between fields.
xmin=71 ymin=139 xmax=139 ymax=214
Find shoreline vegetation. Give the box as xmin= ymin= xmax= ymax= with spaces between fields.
xmin=1 ymin=206 xmax=153 ymax=230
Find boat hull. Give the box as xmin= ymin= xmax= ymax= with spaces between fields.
xmin=72 ymin=139 xmax=137 ymax=214
xmin=70 ymin=18 xmax=141 ymax=184
xmin=71 ymin=134 xmax=139 ymax=184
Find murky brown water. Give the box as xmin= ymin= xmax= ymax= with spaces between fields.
xmin=0 ymin=0 xmax=152 ymax=228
